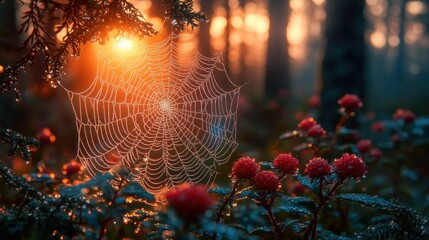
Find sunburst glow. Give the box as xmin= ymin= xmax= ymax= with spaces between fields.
xmin=116 ymin=38 xmax=133 ymax=50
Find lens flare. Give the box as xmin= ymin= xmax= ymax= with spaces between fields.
xmin=116 ymin=38 xmax=133 ymax=50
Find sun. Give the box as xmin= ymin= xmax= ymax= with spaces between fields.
xmin=116 ymin=38 xmax=133 ymax=51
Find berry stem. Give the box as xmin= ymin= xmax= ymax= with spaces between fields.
xmin=215 ymin=179 xmax=241 ymax=223
xmin=304 ymin=178 xmax=343 ymax=240
xmin=261 ymin=196 xmax=284 ymax=240
xmin=211 ymin=179 xmax=241 ymax=239
xmin=313 ymin=138 xmax=321 ymax=157
xmin=332 ymin=113 xmax=351 ymax=147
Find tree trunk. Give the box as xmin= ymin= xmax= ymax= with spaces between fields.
xmin=198 ymin=0 xmax=212 ymax=56
xmin=264 ymin=0 xmax=289 ymax=99
xmin=320 ymin=0 xmax=366 ymax=131
xmin=394 ymin=0 xmax=406 ymax=85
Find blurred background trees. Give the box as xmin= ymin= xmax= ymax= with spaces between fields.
xmin=1 ymin=0 xmax=429 ymax=188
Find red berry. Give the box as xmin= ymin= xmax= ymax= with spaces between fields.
xmin=62 ymin=159 xmax=82 ymax=176
xmin=305 ymin=158 xmax=332 ymax=178
xmin=166 ymin=185 xmax=213 ymax=222
xmin=334 ymin=154 xmax=368 ymax=179
xmin=298 ymin=118 xmax=317 ymax=131
xmin=308 ymin=95 xmax=321 ymax=108
xmin=371 ymin=121 xmax=384 ymax=133
xmin=273 ymin=153 xmax=299 ymax=174
xmin=370 ymin=148 xmax=383 ymax=158
xmin=36 ymin=128 xmax=56 ymax=144
xmin=231 ymin=157 xmax=259 ymax=180
xmin=393 ymin=109 xmax=416 ymax=123
xmin=307 ymin=124 xmax=326 ymax=137
xmin=356 ymin=139 xmax=372 ymax=153
xmin=338 ymin=94 xmax=363 ymax=110
xmin=252 ymin=171 xmax=280 ymax=192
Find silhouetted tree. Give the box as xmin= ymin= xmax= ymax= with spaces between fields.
xmin=319 ymin=0 xmax=366 ymax=131
xmin=264 ymin=0 xmax=289 ymax=99
xmin=198 ymin=0 xmax=213 ymax=56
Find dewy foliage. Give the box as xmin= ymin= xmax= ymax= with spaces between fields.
xmin=0 ymin=128 xmax=39 ymax=161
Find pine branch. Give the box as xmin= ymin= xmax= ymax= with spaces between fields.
xmin=0 ymin=162 xmax=44 ymax=201
xmin=0 ymin=0 xmax=208 ymax=100
xmin=0 ymin=127 xmax=39 ymax=161
xmin=163 ymin=0 xmax=209 ymax=31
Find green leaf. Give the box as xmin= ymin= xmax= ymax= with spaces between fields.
xmin=317 ymin=228 xmax=351 ymax=240
xmin=295 ymin=175 xmax=319 ymax=193
xmin=281 ymin=219 xmax=301 ymax=229
xmin=281 ymin=196 xmax=317 ymax=212
xmin=279 ymin=130 xmax=301 ymax=140
xmin=369 ymin=215 xmax=394 ymax=225
xmin=414 ymin=117 xmax=429 ymax=127
xmin=294 ymin=143 xmax=311 ymax=152
xmin=260 ymin=161 xmax=274 ymax=170
xmin=338 ymin=127 xmax=358 ymax=136
xmin=236 ymin=189 xmax=259 ymax=199
xmin=209 ymin=187 xmax=232 ymax=195
xmin=333 ymin=194 xmax=397 ymax=210
xmin=285 ymin=196 xmax=317 ymax=207
xmin=248 ymin=226 xmax=273 ymax=235
xmin=290 ymin=221 xmax=307 ymax=233
xmin=273 ymin=205 xmax=311 ymax=216
xmin=121 ymin=181 xmax=155 ymax=202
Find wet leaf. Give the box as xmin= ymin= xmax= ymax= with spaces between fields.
xmin=209 ymin=187 xmax=232 ymax=196
xmin=279 ymin=130 xmax=301 ymax=140
xmin=333 ymin=194 xmax=397 ymax=210
xmin=273 ymin=205 xmax=311 ymax=216
xmin=121 ymin=182 xmax=155 ymax=202
xmin=290 ymin=221 xmax=307 ymax=233
xmin=318 ymin=228 xmax=351 ymax=240
xmin=260 ymin=161 xmax=274 ymax=170
xmin=248 ymin=226 xmax=273 ymax=235
xmin=295 ymin=175 xmax=319 ymax=193
xmin=282 ymin=196 xmax=317 ymax=211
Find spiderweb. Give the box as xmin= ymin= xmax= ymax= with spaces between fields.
xmin=62 ymin=33 xmax=240 ymax=193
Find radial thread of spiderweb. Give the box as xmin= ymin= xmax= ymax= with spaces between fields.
xmin=62 ymin=33 xmax=240 ymax=193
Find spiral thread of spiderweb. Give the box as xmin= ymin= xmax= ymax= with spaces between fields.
xmin=62 ymin=33 xmax=240 ymax=193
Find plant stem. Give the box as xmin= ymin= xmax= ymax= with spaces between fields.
xmin=332 ymin=113 xmax=351 ymax=147
xmin=261 ymin=196 xmax=284 ymax=240
xmin=304 ymin=178 xmax=343 ymax=240
xmin=215 ymin=179 xmax=241 ymax=223
xmin=211 ymin=179 xmax=241 ymax=240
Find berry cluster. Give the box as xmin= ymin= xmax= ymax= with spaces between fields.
xmin=231 ymin=157 xmax=259 ymax=180
xmin=230 ymin=153 xmax=301 ymax=193
xmin=334 ymin=154 xmax=368 ymax=179
xmin=393 ymin=108 xmax=416 ymax=123
xmin=298 ymin=117 xmax=326 ymax=137
xmin=166 ymin=185 xmax=214 ymax=222
xmin=338 ymin=94 xmax=363 ymax=112
xmin=305 ymin=158 xmax=332 ymax=178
